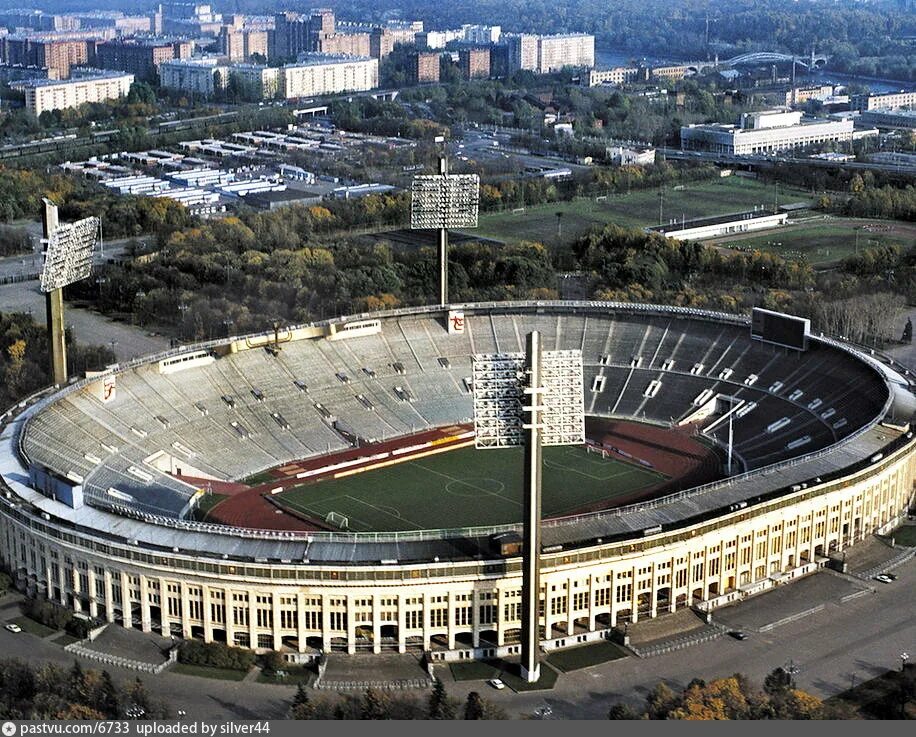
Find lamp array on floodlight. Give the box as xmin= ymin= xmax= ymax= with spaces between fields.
xmin=410 ymin=174 xmax=480 ymax=230
xmin=39 ymin=216 xmax=100 ymax=293
xmin=472 ymin=349 xmax=585 ymax=449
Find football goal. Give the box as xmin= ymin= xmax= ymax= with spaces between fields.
xmin=325 ymin=511 xmax=349 ymax=530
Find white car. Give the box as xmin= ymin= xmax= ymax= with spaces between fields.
xmin=874 ymin=574 xmax=893 ymax=584
xmin=4 ymin=623 xmax=22 ymax=633
xmin=487 ymin=678 xmax=505 ymax=690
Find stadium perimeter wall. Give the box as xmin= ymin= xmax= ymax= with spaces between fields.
xmin=1 ymin=427 xmax=913 ymax=661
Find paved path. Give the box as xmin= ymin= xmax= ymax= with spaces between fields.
xmin=0 ymin=280 xmax=169 ymax=362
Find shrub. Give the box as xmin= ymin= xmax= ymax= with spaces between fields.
xmin=177 ymin=640 xmax=255 ymax=671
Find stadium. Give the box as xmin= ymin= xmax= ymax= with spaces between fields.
xmin=1 ymin=301 xmax=915 ymax=663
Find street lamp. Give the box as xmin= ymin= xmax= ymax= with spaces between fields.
xmin=784 ymin=659 xmax=800 ymax=688
xmin=177 ymin=709 xmax=187 ymax=720
xmin=901 ymin=651 xmax=909 ymax=671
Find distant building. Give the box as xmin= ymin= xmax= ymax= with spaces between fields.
xmin=462 ymin=24 xmax=500 ymax=45
xmin=219 ymin=25 xmax=269 ymax=62
xmin=607 ymin=144 xmax=656 ymax=166
xmin=858 ymin=107 xmax=916 ymax=130
xmin=416 ymin=29 xmax=463 ymax=50
xmin=851 ymin=91 xmax=916 ymax=111
xmin=13 ymin=70 xmax=134 ymax=115
xmin=0 ymin=62 xmax=58 ymax=83
xmin=586 ymin=67 xmax=640 ymax=87
xmin=458 ymin=47 xmax=489 ymax=80
xmin=368 ymin=24 xmax=419 ymax=60
xmin=281 ymin=55 xmax=378 ymax=98
xmin=785 ymin=84 xmax=835 ymax=107
xmin=71 ymin=13 xmax=153 ymax=35
xmin=650 ymin=64 xmax=691 ymax=82
xmin=231 ymin=64 xmax=280 ymax=99
xmin=505 ymin=32 xmax=593 ymax=74
xmin=681 ymin=109 xmax=861 ymax=155
xmin=0 ymin=36 xmax=96 ymax=78
xmin=0 ymin=10 xmax=79 ymax=32
xmin=96 ymin=39 xmax=191 ymax=81
xmin=313 ymin=31 xmax=370 ymax=58
xmin=408 ymin=51 xmax=439 ymax=85
xmin=159 ymin=57 xmax=227 ymax=96
xmin=646 ymin=209 xmax=788 ymax=241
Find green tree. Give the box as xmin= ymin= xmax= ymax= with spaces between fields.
xmin=427 ymin=677 xmax=455 ymax=719
xmin=360 ymin=688 xmax=389 ymax=719
xmin=463 ymin=691 xmax=485 ymax=720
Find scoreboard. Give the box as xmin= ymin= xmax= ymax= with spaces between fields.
xmin=751 ymin=308 xmax=810 ymax=351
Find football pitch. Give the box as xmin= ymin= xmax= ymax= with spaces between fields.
xmin=276 ymin=445 xmax=667 ymax=532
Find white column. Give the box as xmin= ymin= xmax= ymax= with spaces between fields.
xmin=225 ymin=590 xmax=236 ymax=647
xmin=397 ymin=594 xmax=407 ymax=654
xmin=120 ymin=574 xmax=132 ymax=628
xmin=159 ymin=578 xmax=171 ymax=636
xmin=372 ymin=596 xmax=382 ymax=654
xmin=296 ymin=592 xmax=306 ymax=653
xmin=202 ymin=585 xmax=213 ymax=643
xmin=139 ymin=575 xmax=151 ymax=632
xmin=179 ymin=582 xmax=191 ymax=638
xmin=346 ymin=595 xmax=356 ymax=655
xmin=87 ymin=568 xmax=98 ymax=618
xmin=103 ymin=570 xmax=115 ymax=623
xmin=321 ymin=594 xmax=332 ymax=651
xmin=272 ymin=593 xmax=282 ymax=651
xmin=247 ymin=591 xmax=257 ymax=650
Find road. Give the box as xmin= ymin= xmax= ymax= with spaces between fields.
xmin=0 ymin=558 xmax=912 ymax=720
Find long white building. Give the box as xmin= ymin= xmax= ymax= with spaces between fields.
xmin=281 ymin=54 xmax=378 ymax=99
xmin=159 ymin=57 xmax=228 ymax=96
xmin=13 ymin=71 xmax=134 ymax=115
xmin=505 ymin=32 xmax=594 ymax=74
xmin=681 ymin=109 xmax=860 ymax=156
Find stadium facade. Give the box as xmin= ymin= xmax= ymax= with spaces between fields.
xmin=1 ymin=302 xmax=914 ymax=662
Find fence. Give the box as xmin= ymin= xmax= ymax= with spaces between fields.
xmin=627 ymin=623 xmax=727 ymax=658
xmin=64 ymin=639 xmax=177 ymax=674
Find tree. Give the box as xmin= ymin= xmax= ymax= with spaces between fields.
xmin=607 ymin=702 xmax=640 ymax=719
xmin=360 ymin=688 xmax=389 ymax=719
xmin=427 ymin=677 xmax=455 ymax=719
xmin=290 ymin=682 xmax=314 ymax=719
xmin=463 ymin=691 xmax=485 ymax=720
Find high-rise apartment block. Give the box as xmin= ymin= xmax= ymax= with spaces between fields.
xmin=281 ymin=54 xmax=378 ymax=98
xmin=408 ymin=51 xmax=440 ymax=84
xmin=459 ymin=47 xmax=490 ymax=80
xmin=96 ymin=39 xmax=191 ymax=81
xmin=0 ymin=36 xmax=96 ymax=78
xmin=505 ymin=32 xmax=593 ymax=74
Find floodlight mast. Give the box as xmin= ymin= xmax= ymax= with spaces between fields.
xmin=520 ymin=330 xmax=543 ymax=684
xmin=437 ymin=155 xmax=448 ymax=306
xmin=42 ymin=199 xmax=67 ymax=385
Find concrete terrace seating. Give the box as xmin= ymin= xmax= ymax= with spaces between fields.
xmin=20 ymin=307 xmax=890 ymax=521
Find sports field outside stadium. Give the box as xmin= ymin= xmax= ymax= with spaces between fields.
xmin=275 ymin=445 xmax=667 ymax=532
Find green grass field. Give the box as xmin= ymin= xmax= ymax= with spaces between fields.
xmin=170 ymin=663 xmax=249 ymax=681
xmin=715 ymin=218 xmax=916 ymax=266
xmin=546 ymin=640 xmax=630 ymax=672
xmin=890 ymin=523 xmax=916 ymax=547
xmin=472 ymin=178 xmax=812 ymax=248
xmin=277 ymin=445 xmax=666 ymax=532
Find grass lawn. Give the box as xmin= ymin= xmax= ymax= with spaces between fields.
xmin=827 ymin=666 xmax=915 ymax=719
xmin=256 ymin=665 xmax=315 ymax=686
xmin=9 ymin=615 xmax=59 ymax=638
xmin=546 ymin=640 xmax=629 ymax=672
xmin=472 ymin=178 xmax=811 ymax=250
xmin=276 ymin=445 xmax=666 ymax=532
xmin=890 ymin=524 xmax=916 ymax=547
xmin=52 ymin=633 xmax=82 ymax=646
xmin=194 ymin=492 xmax=229 ymax=522
xmin=171 ymin=663 xmax=249 ymax=681
xmin=714 ymin=218 xmax=916 ymax=266
xmin=449 ymin=659 xmax=504 ymax=682
xmin=448 ymin=658 xmax=559 ymax=691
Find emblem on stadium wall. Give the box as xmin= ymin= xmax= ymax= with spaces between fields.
xmin=102 ymin=375 xmax=116 ymax=403
xmin=448 ymin=310 xmax=465 ymax=334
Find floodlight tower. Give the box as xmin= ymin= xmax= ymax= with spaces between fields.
xmin=520 ymin=330 xmax=544 ymax=683
xmin=472 ymin=333 xmax=584 ymax=684
xmin=409 ymin=150 xmax=480 ymax=307
xmin=42 ymin=199 xmax=66 ymax=386
xmin=39 ymin=198 xmax=101 ymax=385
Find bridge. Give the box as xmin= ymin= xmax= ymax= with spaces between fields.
xmin=684 ymin=52 xmax=829 ymax=75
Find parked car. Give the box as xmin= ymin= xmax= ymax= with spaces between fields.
xmin=728 ymin=630 xmax=749 ymax=640
xmin=873 ymin=574 xmax=893 ymax=584
xmin=882 ymin=572 xmax=898 ymax=581
xmin=487 ymin=678 xmax=505 ymax=690
xmin=4 ymin=623 xmax=22 ymax=633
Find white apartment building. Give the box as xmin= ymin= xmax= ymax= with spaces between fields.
xmin=587 ymin=67 xmax=640 ymax=87
xmin=537 ymin=33 xmax=594 ymax=73
xmin=13 ymin=71 xmax=134 ymax=116
xmin=159 ymin=57 xmax=228 ymax=96
xmin=506 ymin=32 xmax=594 ymax=74
xmin=462 ymin=24 xmax=501 ymax=45
xmin=231 ymin=63 xmax=281 ymax=99
xmin=681 ymin=109 xmax=860 ymax=155
xmin=851 ymin=91 xmax=916 ymax=112
xmin=281 ymin=55 xmax=378 ymax=99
